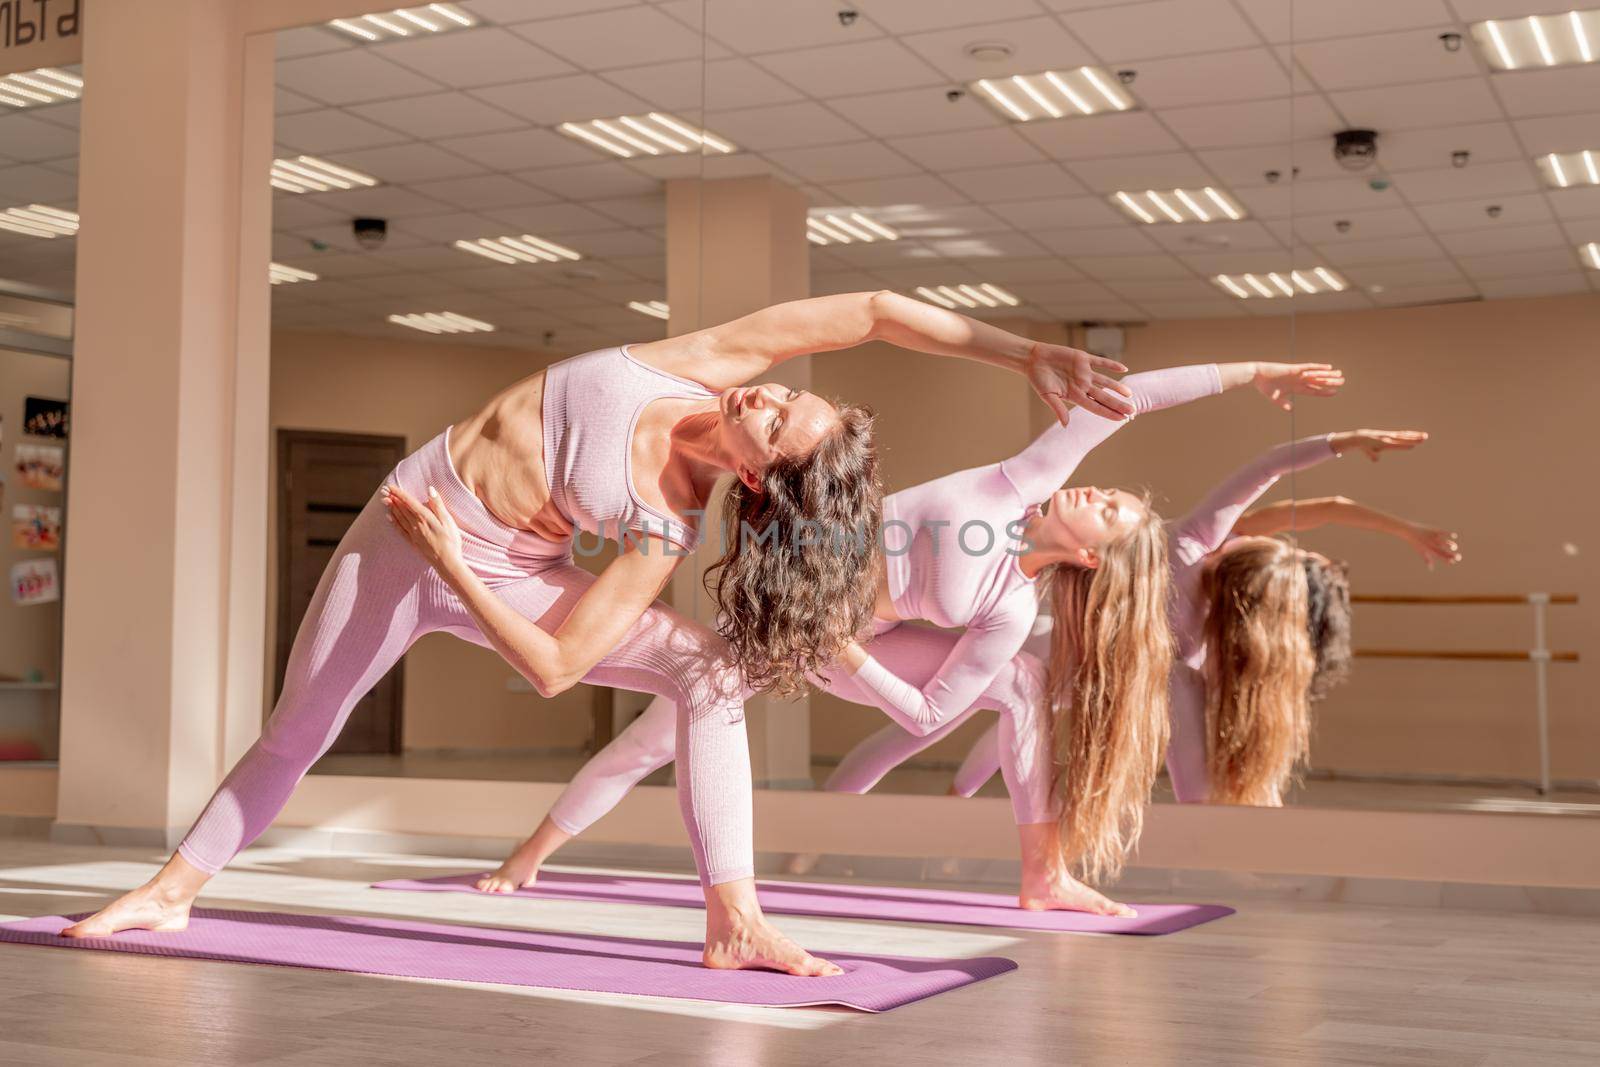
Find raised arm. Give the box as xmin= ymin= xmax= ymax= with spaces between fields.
xmin=1170 ymin=433 xmax=1343 ymax=561
xmin=1236 ymin=496 xmax=1462 ymax=568
xmin=632 ymin=291 xmax=1133 ymax=424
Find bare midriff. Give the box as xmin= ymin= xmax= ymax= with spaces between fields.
xmin=447 ymin=370 xmax=574 ymax=542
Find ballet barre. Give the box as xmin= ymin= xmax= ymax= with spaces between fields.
xmin=1351 ymin=593 xmax=1579 ymax=794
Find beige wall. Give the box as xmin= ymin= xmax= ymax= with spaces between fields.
xmin=268 ymin=329 xmax=601 ymax=755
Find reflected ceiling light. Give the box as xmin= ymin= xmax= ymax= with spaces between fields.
xmin=1582 ymin=242 xmax=1600 ymax=270
xmin=1537 ymin=149 xmax=1600 ymax=187
xmin=0 ymin=66 xmax=81 ymax=110
xmin=270 ymin=155 xmax=379 ymax=194
xmin=0 ymin=204 xmax=78 ymax=238
xmin=628 ymin=300 xmax=670 ymax=320
xmin=1212 ymin=269 xmax=1347 ymax=299
xmin=969 ymin=67 xmax=1135 ymax=122
xmin=388 ymin=311 xmax=495 ymax=334
xmin=558 ymin=112 xmax=736 ymax=159
xmin=806 ymin=211 xmax=899 ymax=245
xmin=328 ymin=4 xmax=475 ymax=41
xmin=1470 ymin=9 xmax=1599 ymax=70
xmin=1112 ymin=187 xmax=1244 ymax=224
xmin=269 ymin=263 xmax=318 ymax=285
xmin=453 ymin=233 xmax=582 ymax=264
xmin=914 ymin=284 xmax=1021 ymax=310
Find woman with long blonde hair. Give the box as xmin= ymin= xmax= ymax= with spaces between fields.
xmin=457 ymin=360 xmax=1340 ymax=917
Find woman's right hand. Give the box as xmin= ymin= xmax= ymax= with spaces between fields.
xmin=1406 ymin=524 xmax=1462 ymax=569
xmin=1329 ymin=428 xmax=1430 ymax=461
xmin=382 ymin=484 xmax=467 ymax=583
xmin=1024 ymin=341 xmax=1133 ymax=425
xmin=1251 ymin=362 xmax=1345 ymax=410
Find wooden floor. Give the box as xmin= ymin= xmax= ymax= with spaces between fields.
xmin=1 ymin=837 xmax=1597 ymax=1066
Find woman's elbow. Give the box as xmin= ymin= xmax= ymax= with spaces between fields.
xmin=530 ymin=669 xmax=580 ymax=700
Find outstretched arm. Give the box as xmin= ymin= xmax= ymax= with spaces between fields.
xmin=632 ymin=291 xmax=1134 ymax=424
xmin=1000 ymin=361 xmax=1344 ymax=506
xmin=1236 ymin=496 xmax=1462 ymax=568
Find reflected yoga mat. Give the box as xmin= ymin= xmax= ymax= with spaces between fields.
xmin=0 ymin=909 xmax=1013 ymax=1012
xmin=373 ymin=871 xmax=1235 ymax=935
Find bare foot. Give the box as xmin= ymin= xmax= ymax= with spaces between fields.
xmin=704 ymin=914 xmax=843 ymax=977
xmin=62 ymin=880 xmax=195 ymax=939
xmin=474 ymin=855 xmax=539 ymax=894
xmin=1019 ymin=871 xmax=1137 ymax=919
xmin=784 ymin=852 xmax=820 ymax=876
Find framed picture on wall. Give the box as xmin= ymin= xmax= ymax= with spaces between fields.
xmin=15 ymin=444 xmax=64 ymax=491
xmin=23 ymin=396 xmax=68 ymax=439
xmin=11 ymin=505 xmax=61 ymax=551
xmin=11 ymin=559 xmax=58 ymax=606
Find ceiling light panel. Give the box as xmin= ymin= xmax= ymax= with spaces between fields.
xmin=913 ymin=284 xmax=1022 ymax=310
xmin=1212 ymin=269 xmax=1347 ymax=299
xmin=270 ymin=155 xmax=379 ymax=194
xmin=388 ymin=311 xmax=495 ymax=334
xmin=1471 ymin=10 xmax=1598 ymax=71
xmin=0 ymin=205 xmax=78 ymax=238
xmin=1537 ymin=149 xmax=1600 ymax=188
xmin=1582 ymin=242 xmax=1600 ymax=270
xmin=1112 ymin=187 xmax=1245 ymax=225
xmin=0 ymin=67 xmax=81 ymax=110
xmin=454 ymin=234 xmax=582 ymax=264
xmin=970 ymin=67 xmax=1135 ymax=123
xmin=558 ymin=113 xmax=736 ymax=159
xmin=328 ymin=4 xmax=475 ymax=42
xmin=806 ymin=212 xmax=900 ymax=245
xmin=269 ymin=263 xmax=318 ymax=285
xmin=628 ymin=300 xmax=670 ymax=320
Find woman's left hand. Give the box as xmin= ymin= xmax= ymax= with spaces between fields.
xmin=1407 ymin=525 xmax=1462 ymax=569
xmin=1024 ymin=342 xmax=1133 ymax=425
xmin=382 ymin=484 xmax=466 ymax=581
xmin=1252 ymin=362 xmax=1345 ymax=410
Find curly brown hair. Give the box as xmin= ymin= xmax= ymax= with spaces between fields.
xmin=704 ymin=401 xmax=881 ymax=696
xmin=1304 ymin=554 xmax=1353 ymax=701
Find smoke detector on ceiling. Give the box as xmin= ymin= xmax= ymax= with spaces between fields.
xmin=963 ymin=41 xmax=1015 ymax=62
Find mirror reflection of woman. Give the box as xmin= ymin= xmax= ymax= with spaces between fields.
xmin=61 ymin=292 xmax=1134 ymax=978
xmin=458 ymin=359 xmax=1342 ymax=917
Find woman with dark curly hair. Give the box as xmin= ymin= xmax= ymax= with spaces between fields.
xmin=61 ymin=291 xmax=1130 ymax=977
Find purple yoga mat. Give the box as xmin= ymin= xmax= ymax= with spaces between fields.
xmin=0 ymin=909 xmax=1013 ymax=1012
xmin=373 ymin=871 xmax=1234 ymax=935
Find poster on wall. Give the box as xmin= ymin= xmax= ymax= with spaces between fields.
xmin=11 ymin=559 xmax=59 ymax=605
xmin=22 ymin=396 xmax=68 ymax=439
xmin=11 ymin=505 xmax=61 ymax=550
xmin=15 ymin=443 xmax=64 ymax=491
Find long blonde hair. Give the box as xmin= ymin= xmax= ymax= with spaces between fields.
xmin=1202 ymin=538 xmax=1315 ymax=805
xmin=1042 ymin=503 xmax=1173 ymax=884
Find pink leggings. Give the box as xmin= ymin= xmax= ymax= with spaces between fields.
xmin=547 ymin=622 xmax=1054 ymax=838
xmin=177 ymin=431 xmax=754 ymax=887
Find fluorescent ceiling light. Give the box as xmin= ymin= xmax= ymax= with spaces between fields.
xmin=1536 ymin=149 xmax=1600 ymax=188
xmin=270 ymin=155 xmax=379 ymax=194
xmin=971 ymin=67 xmax=1135 ymax=123
xmin=0 ymin=67 xmax=81 ymax=110
xmin=806 ymin=211 xmax=899 ymax=245
xmin=0 ymin=204 xmax=78 ymax=238
xmin=914 ymin=284 xmax=1021 ymax=310
xmin=453 ymin=234 xmax=582 ymax=264
xmin=269 ymin=263 xmax=318 ymax=285
xmin=1471 ymin=9 xmax=1600 ymax=70
xmin=1111 ymin=187 xmax=1244 ymax=224
xmin=628 ymin=300 xmax=670 ymax=320
xmin=1582 ymin=242 xmax=1600 ymax=270
xmin=1212 ymin=269 xmax=1347 ymax=299
xmin=328 ymin=4 xmax=474 ymax=41
xmin=558 ymin=113 xmax=736 ymax=159
xmin=388 ymin=311 xmax=495 ymax=334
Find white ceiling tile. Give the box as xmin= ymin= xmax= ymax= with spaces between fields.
xmin=967 ymin=256 xmax=1085 ymax=281
xmin=370 ymin=28 xmax=575 ymax=90
xmin=390 ymin=211 xmax=511 ymax=242
xmin=923 ymin=231 xmax=1052 ymax=258
xmin=871 ymin=203 xmax=1012 ymax=235
xmin=1368 ymin=282 xmax=1481 ymax=307
xmin=30 ymin=102 xmax=78 ymax=130
xmin=470 ymin=74 xmax=651 ymax=126
xmin=1059 ymin=0 xmax=1263 ymax=62
xmin=436 ymin=127 xmax=599 ymax=170
xmin=1444 ymin=0 xmax=1574 ymax=18
xmin=1443 ymin=224 xmax=1572 ymax=257
xmin=608 ymin=253 xmax=668 ymax=280
xmin=620 ymin=155 xmax=706 ymax=180
xmin=1132 ymin=299 xmax=1242 ymax=318
xmin=1341 ymin=260 xmax=1466 ymax=286
xmin=430 ymin=263 xmax=542 ymax=290
xmin=1380 ymin=122 xmax=1522 ymax=173
xmin=556 ymin=229 xmax=663 ymax=257
xmin=754 ymin=38 xmax=947 ymax=98
xmin=999 ymin=280 xmax=1122 ymax=304
xmin=277 ymin=250 xmax=395 ymax=277
xmin=1031 ymin=226 xmax=1161 ymax=256
xmin=1330 ymin=78 xmax=1502 ymax=131
xmin=274 ymin=109 xmax=413 ymax=153
xmin=586 ymin=195 xmax=668 ymax=227
xmin=1066 ymin=152 xmax=1214 ymax=192
xmin=274 ymin=25 xmax=355 ymax=60
xmin=1070 ymin=253 xmax=1192 ymax=279
xmin=1018 ymin=111 xmax=1181 ymax=160
xmin=0 ymin=115 xmax=78 ymax=162
xmin=275 ymin=50 xmax=446 ymax=105
xmin=330 ymin=142 xmax=487 ymax=183
xmin=347 ymin=92 xmax=528 ymax=140
xmin=666 ymin=0 xmax=883 ymax=54
xmin=1412 ymin=194 xmax=1553 ymax=232
xmin=1143 ymin=219 xmax=1284 ymax=252
xmin=1493 ymin=66 xmax=1600 ymax=119
xmin=1234 ymin=0 xmax=1453 ymax=44
xmin=408 ymin=173 xmax=560 ymax=210
xmin=299 ymin=184 xmax=458 ymax=219
xmin=1391 ymin=161 xmax=1542 ymax=203
xmin=1293 ymin=207 xmax=1425 ymax=244
xmin=1107 ymin=278 xmax=1225 ymax=301
xmin=763 ymin=141 xmax=921 ymax=182
xmin=856 ymin=0 xmax=1048 ymax=33
xmin=1128 ymin=48 xmax=1291 ymax=108
xmin=1291 ymin=28 xmax=1476 ymax=92
xmin=275 ymin=87 xmax=323 ymax=115
xmin=886 ymin=128 xmax=1045 ymax=172
xmin=698 ymin=153 xmax=791 ymax=180
xmin=1196 ymin=143 xmax=1349 ymax=187
xmin=517 ymin=162 xmax=661 ymax=199
xmin=1512 ymin=113 xmax=1600 ymax=156
xmin=706 ymin=102 xmax=867 ymax=151
xmin=282 ymin=221 xmax=430 ymax=255
xmin=989 ymin=195 xmax=1125 ymax=229
xmin=1235 ymin=177 xmax=1398 ymax=218
xmin=1549 ymin=186 xmax=1600 ymax=221
xmin=819 ymin=239 xmax=941 ymax=266
xmin=509 ymin=6 xmax=707 ymax=68
xmin=1315 ymin=234 xmax=1446 ymax=264
xmin=942 ymin=162 xmax=1085 ymax=202
xmin=270 ymin=197 xmax=351 ymax=229
xmin=811 ymin=269 xmax=892 ymax=295
xmin=1159 ymin=94 xmax=1340 ymax=149
xmin=1473 ymin=272 xmax=1591 ymax=298
xmin=899 ymin=17 xmax=1094 ymax=82
xmin=483 ymin=201 xmax=635 ymax=234
xmin=604 ymin=58 xmax=806 ymax=111
xmin=1036 ymin=300 xmax=1145 ymax=319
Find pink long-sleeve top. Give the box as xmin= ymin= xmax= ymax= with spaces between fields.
xmin=848 ymin=364 xmax=1223 ymax=736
